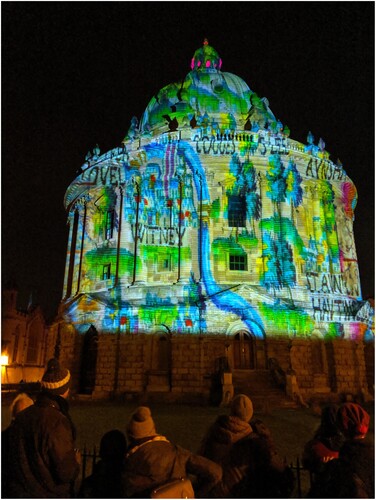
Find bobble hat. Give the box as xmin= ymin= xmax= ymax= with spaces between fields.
xmin=127 ymin=406 xmax=157 ymax=440
xmin=41 ymin=358 xmax=71 ymax=396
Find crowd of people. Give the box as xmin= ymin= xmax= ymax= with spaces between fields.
xmin=2 ymin=358 xmax=374 ymax=498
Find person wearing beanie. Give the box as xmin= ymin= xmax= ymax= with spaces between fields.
xmin=303 ymin=404 xmax=345 ymax=476
xmin=336 ymin=402 xmax=370 ymax=439
xmin=122 ymin=406 xmax=222 ymax=498
xmin=308 ymin=402 xmax=374 ymax=498
xmin=199 ymin=394 xmax=294 ymax=498
xmin=5 ymin=358 xmax=80 ymax=498
xmin=230 ymin=393 xmax=254 ymax=422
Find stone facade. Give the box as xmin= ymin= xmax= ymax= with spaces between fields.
xmin=47 ymin=321 xmax=374 ymax=404
xmin=44 ymin=40 xmax=374 ymax=404
xmin=1 ymin=284 xmax=48 ymax=384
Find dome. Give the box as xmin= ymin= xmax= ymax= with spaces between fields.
xmin=139 ymin=40 xmax=277 ymax=136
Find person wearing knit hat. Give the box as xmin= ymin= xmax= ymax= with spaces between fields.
xmin=123 ymin=406 xmax=222 ymax=497
xmin=230 ymin=394 xmax=254 ymax=422
xmin=336 ymin=402 xmax=370 ymax=439
xmin=41 ymin=357 xmax=71 ymax=396
xmin=5 ymin=358 xmax=80 ymax=498
xmin=127 ymin=406 xmax=157 ymax=442
xmin=199 ymin=394 xmax=294 ymax=498
xmin=303 ymin=404 xmax=345 ymax=476
xmin=308 ymin=402 xmax=374 ymax=498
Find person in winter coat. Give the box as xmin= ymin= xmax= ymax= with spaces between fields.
xmin=199 ymin=394 xmax=294 ymax=498
xmin=79 ymin=429 xmax=127 ymax=498
xmin=2 ymin=393 xmax=34 ymax=498
xmin=308 ymin=402 xmax=374 ymax=498
xmin=5 ymin=358 xmax=80 ymax=498
xmin=122 ymin=406 xmax=222 ymax=498
xmin=302 ymin=404 xmax=345 ymax=475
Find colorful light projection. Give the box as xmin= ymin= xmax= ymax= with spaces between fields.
xmin=62 ymin=41 xmax=373 ymax=340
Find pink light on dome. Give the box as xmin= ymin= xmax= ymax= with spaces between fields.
xmin=191 ymin=58 xmax=195 ymax=70
xmin=197 ymin=61 xmax=201 ymax=67
xmin=219 ymin=59 xmax=222 ymax=69
xmin=206 ymin=60 xmax=211 ymax=68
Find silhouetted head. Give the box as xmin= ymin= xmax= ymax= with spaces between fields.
xmin=319 ymin=404 xmax=340 ymax=436
xmin=10 ymin=393 xmax=34 ymax=420
xmin=99 ymin=429 xmax=127 ymax=462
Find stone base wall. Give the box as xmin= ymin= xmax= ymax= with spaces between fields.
xmin=51 ymin=323 xmax=374 ymax=404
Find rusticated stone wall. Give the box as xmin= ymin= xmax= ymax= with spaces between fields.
xmin=49 ymin=324 xmax=374 ymax=404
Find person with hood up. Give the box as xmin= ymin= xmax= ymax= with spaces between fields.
xmin=5 ymin=358 xmax=80 ymax=498
xmin=302 ymin=404 xmax=345 ymax=476
xmin=199 ymin=394 xmax=294 ymax=498
xmin=2 ymin=393 xmax=34 ymax=498
xmin=122 ymin=406 xmax=222 ymax=498
xmin=308 ymin=402 xmax=374 ymax=498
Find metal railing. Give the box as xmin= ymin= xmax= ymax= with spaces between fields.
xmin=79 ymin=448 xmax=313 ymax=498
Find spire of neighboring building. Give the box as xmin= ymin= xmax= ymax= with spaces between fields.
xmin=190 ymin=39 xmax=222 ymax=70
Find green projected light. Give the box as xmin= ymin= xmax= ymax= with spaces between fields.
xmin=61 ymin=41 xmax=374 ymax=341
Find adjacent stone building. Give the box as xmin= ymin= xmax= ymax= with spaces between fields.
xmin=47 ymin=41 xmax=374 ymax=404
xmin=1 ymin=282 xmax=48 ymax=384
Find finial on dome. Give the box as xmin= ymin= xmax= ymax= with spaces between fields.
xmin=191 ymin=40 xmax=222 ymax=71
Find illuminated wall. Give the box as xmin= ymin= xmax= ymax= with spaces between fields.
xmin=61 ymin=40 xmax=374 ymax=340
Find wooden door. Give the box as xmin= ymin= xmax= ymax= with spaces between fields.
xmin=233 ymin=332 xmax=255 ymax=369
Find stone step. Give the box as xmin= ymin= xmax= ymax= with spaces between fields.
xmin=231 ymin=369 xmax=299 ymax=410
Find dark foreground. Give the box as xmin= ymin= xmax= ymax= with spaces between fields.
xmin=2 ymin=397 xmax=374 ymax=497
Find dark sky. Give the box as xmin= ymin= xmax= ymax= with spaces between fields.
xmin=2 ymin=2 xmax=374 ymax=321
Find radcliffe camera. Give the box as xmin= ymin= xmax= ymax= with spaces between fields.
xmin=2 ymin=3 xmax=374 ymax=499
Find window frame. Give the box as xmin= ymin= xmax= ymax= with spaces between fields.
xmin=229 ymin=253 xmax=247 ymax=271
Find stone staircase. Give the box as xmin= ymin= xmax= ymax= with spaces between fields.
xmin=232 ymin=369 xmax=299 ymax=411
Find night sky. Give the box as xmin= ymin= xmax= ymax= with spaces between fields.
xmin=2 ymin=2 xmax=374 ymax=321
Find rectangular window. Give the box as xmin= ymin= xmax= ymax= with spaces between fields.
xmin=102 ymin=264 xmax=111 ymax=280
xmin=229 ymin=254 xmax=247 ymax=271
xmin=228 ymin=195 xmax=246 ymax=227
xmin=105 ymin=210 xmax=115 ymax=240
xmin=157 ymin=255 xmax=172 ymax=272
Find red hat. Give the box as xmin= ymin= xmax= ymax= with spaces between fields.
xmin=337 ymin=403 xmax=370 ymax=439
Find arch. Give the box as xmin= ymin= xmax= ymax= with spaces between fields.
xmin=226 ymin=319 xmax=265 ymax=339
xmin=79 ymin=325 xmax=98 ymax=394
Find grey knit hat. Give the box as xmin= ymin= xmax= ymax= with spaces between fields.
xmin=41 ymin=358 xmax=71 ymax=396
xmin=127 ymin=406 xmax=157 ymax=440
xmin=230 ymin=394 xmax=254 ymax=422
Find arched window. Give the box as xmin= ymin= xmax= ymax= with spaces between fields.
xmin=26 ymin=321 xmax=39 ymax=364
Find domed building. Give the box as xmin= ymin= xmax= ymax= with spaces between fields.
xmin=52 ymin=41 xmax=374 ymax=402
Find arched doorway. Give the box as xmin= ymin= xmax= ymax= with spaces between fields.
xmin=233 ymin=331 xmax=255 ymax=369
xmin=79 ymin=325 xmax=98 ymax=394
xmin=157 ymin=335 xmax=171 ymax=371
